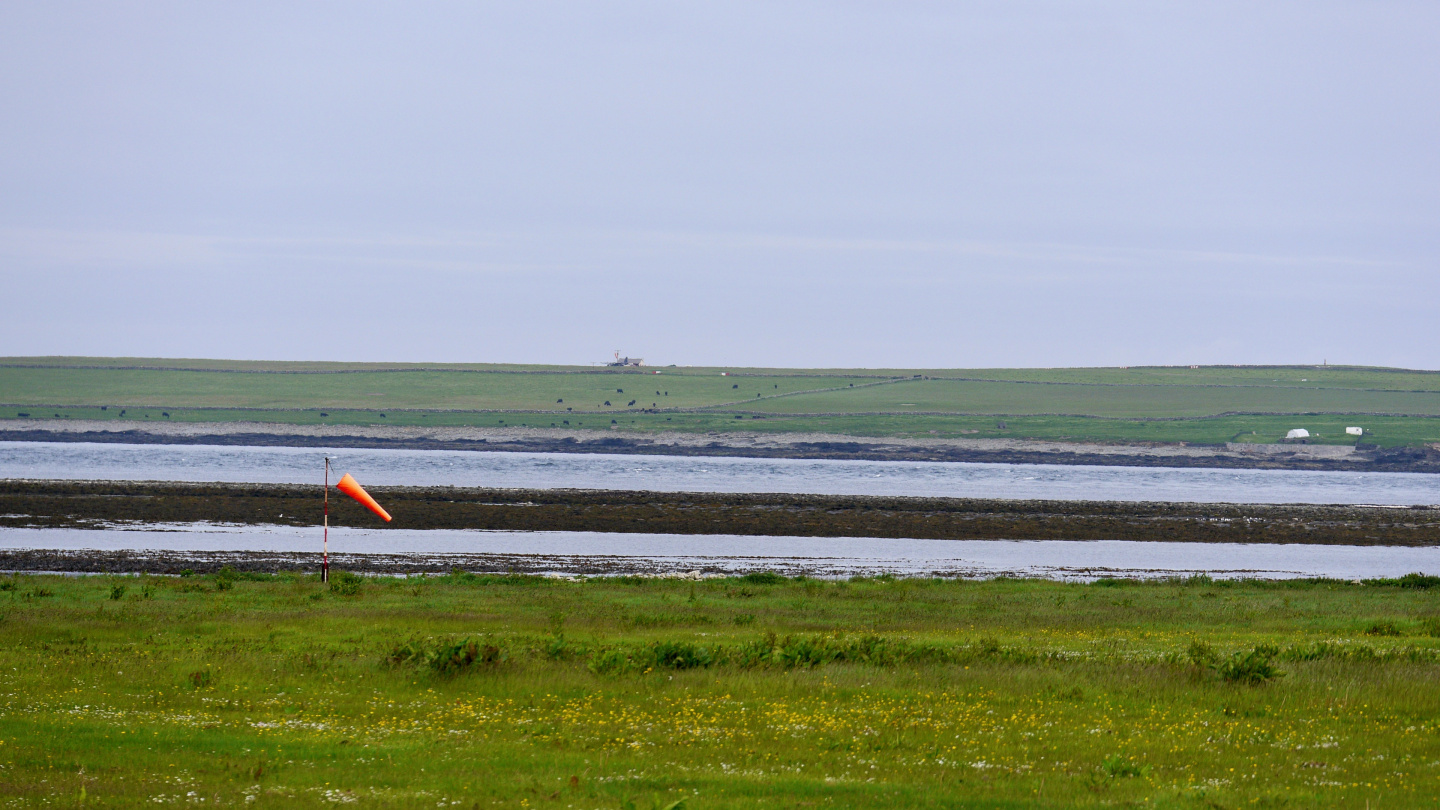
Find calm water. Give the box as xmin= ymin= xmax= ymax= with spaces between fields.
xmin=3 ymin=440 xmax=1438 ymax=505
xmin=2 ymin=525 xmax=1435 ymax=580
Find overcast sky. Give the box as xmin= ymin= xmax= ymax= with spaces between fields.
xmin=1 ymin=2 xmax=1436 ymax=368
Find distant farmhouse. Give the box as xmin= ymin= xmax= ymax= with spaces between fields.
xmin=608 ymin=350 xmax=644 ymax=367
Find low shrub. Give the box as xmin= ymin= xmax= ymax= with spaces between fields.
xmin=730 ymin=633 xmax=954 ymax=670
xmin=1218 ymin=647 xmax=1284 ymax=685
xmin=640 ymin=641 xmax=713 ymax=670
xmin=544 ymin=635 xmax=583 ymax=661
xmin=740 ymin=571 xmax=787 ymax=585
xmin=1364 ymin=620 xmax=1404 ymax=637
xmin=588 ymin=648 xmax=631 ymax=676
xmin=589 ymin=641 xmax=716 ymax=674
xmin=1396 ymin=573 xmax=1440 ymax=590
xmin=388 ymin=638 xmax=505 ymax=675
xmin=1100 ymin=754 xmax=1150 ymax=778
xmin=329 ymin=571 xmax=363 ymax=597
xmin=1186 ymin=639 xmax=1219 ymax=669
xmin=1282 ymin=641 xmax=1378 ymax=663
xmin=109 ymin=583 xmax=127 ymax=601
xmin=445 ymin=570 xmax=543 ymax=587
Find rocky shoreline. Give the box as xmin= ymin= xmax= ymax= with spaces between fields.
xmin=4 ymin=419 xmax=1439 ymax=471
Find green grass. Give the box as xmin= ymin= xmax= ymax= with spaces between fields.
xmin=2 ymin=572 xmax=1440 ymax=807
xmin=4 ymin=358 xmax=1440 ymax=445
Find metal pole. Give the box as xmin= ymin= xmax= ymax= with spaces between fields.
xmin=323 ymin=457 xmax=329 ymax=584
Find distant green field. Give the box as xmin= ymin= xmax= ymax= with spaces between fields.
xmin=3 ymin=357 xmax=1439 ymax=446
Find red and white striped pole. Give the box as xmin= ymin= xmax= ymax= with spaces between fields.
xmin=322 ymin=457 xmax=330 ymax=584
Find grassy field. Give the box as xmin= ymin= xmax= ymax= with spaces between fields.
xmin=3 ymin=358 xmax=1440 ymax=446
xmin=2 ymin=572 xmax=1439 ymax=807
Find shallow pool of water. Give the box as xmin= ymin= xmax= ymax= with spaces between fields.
xmin=3 ymin=524 xmax=1435 ymax=580
xmin=4 ymin=441 xmax=1437 ymax=505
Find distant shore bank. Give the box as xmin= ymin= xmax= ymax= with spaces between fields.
xmin=3 ymin=419 xmax=1439 ymax=472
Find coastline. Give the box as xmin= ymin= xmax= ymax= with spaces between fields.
xmin=4 ymin=418 xmax=1439 ymax=472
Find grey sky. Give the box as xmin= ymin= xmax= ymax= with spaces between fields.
xmin=1 ymin=2 xmax=1436 ymax=368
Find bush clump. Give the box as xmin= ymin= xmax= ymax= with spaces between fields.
xmin=590 ymin=641 xmax=715 ymax=675
xmin=1218 ymin=647 xmax=1284 ymax=685
xmin=1100 ymin=754 xmax=1150 ymax=778
xmin=328 ymin=571 xmax=364 ymax=597
xmin=1397 ymin=573 xmax=1440 ymax=590
xmin=740 ymin=571 xmax=787 ymax=585
xmin=1364 ymin=620 xmax=1404 ymax=637
xmin=388 ymin=638 xmax=505 ymax=675
xmin=1186 ymin=640 xmax=1284 ymax=684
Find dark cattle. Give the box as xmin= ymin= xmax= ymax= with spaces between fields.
xmin=604 ymin=401 xmax=611 ymax=406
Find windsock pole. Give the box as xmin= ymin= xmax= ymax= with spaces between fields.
xmin=323 ymin=457 xmax=330 ymax=584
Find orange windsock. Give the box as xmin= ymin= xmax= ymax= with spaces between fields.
xmin=335 ymin=473 xmax=391 ymax=522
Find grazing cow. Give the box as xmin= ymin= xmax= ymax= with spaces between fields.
xmin=604 ymin=401 xmax=611 ymax=406
xmin=627 ymin=400 xmax=636 ymax=406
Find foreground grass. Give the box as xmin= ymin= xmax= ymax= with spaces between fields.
xmin=2 ymin=572 xmax=1440 ymax=807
